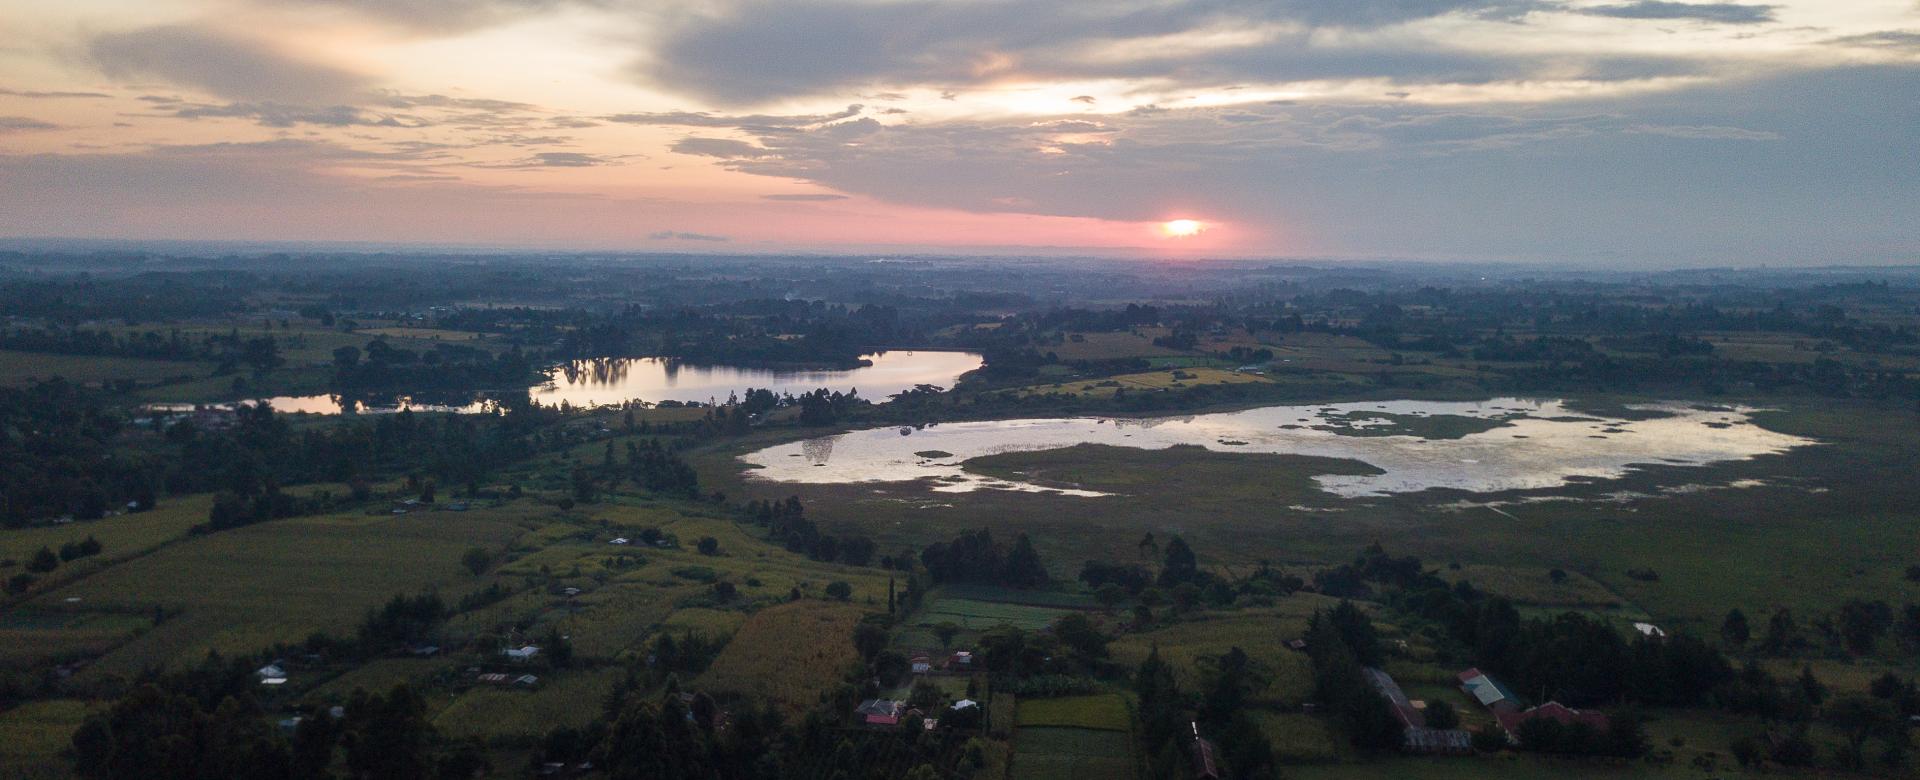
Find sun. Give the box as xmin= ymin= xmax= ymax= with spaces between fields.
xmin=1161 ymin=219 xmax=1204 ymax=238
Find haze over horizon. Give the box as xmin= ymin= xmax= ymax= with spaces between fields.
xmin=3 ymin=0 xmax=1917 ymax=266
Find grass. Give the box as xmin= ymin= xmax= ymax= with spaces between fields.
xmin=916 ymin=597 xmax=1074 ymax=631
xmin=1109 ymin=602 xmax=1332 ymax=706
xmin=1012 ymin=727 xmax=1133 ymax=780
xmin=1012 ymin=367 xmax=1272 ymax=398
xmin=0 ymin=699 xmax=94 ymax=778
xmin=29 ymin=506 xmax=523 ymax=678
xmin=1015 ymin=694 xmax=1131 ymax=731
xmin=432 ymin=667 xmax=626 ymax=741
xmin=1254 ymin=711 xmax=1344 ymax=764
xmin=699 ymin=599 xmax=869 ymax=714
xmin=0 ymin=349 xmax=209 ymax=387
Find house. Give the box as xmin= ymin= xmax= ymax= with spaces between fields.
xmin=951 ymin=699 xmax=978 ymax=711
xmin=609 ymin=537 xmax=630 ymax=545
xmin=1633 ymin=622 xmax=1666 ymax=639
xmin=513 ymin=674 xmax=540 ymax=687
xmin=1285 ymin=639 xmax=1308 ymax=652
xmin=503 ymin=645 xmax=541 ymax=661
xmin=1191 ymin=723 xmax=1222 ymax=780
xmin=477 ymin=673 xmax=510 ymax=685
xmin=1494 ymin=702 xmax=1611 ymax=744
xmin=1367 ymin=668 xmax=1473 ymax=754
xmin=943 ymin=650 xmax=973 ymax=670
xmin=1363 ymin=668 xmax=1425 ymax=730
xmin=911 ymin=654 xmax=933 ymax=674
xmin=256 ymin=664 xmax=287 ymax=682
xmin=854 ymin=699 xmax=906 ymax=726
xmin=1457 ymin=668 xmax=1519 ymax=712
xmin=407 ymin=644 xmax=440 ymax=657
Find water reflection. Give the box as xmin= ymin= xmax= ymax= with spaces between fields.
xmin=151 ymin=350 xmax=982 ymax=415
xmin=739 ymin=398 xmax=1816 ymax=499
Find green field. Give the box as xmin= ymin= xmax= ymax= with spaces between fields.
xmin=0 ymin=349 xmax=210 ymax=387
xmin=917 ymin=597 xmax=1077 ymax=631
xmin=1011 ymin=727 xmax=1134 ymax=780
xmin=28 ymin=507 xmax=524 ymax=678
xmin=1015 ymin=694 xmax=1131 ymax=732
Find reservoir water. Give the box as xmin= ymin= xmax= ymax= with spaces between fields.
xmin=739 ymin=398 xmax=1814 ymax=498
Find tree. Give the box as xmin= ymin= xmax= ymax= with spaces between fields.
xmin=1797 ymin=665 xmax=1827 ymax=707
xmin=697 ymin=536 xmax=719 ymax=556
xmin=341 ymin=685 xmax=436 ymax=779
xmin=1053 ymin=614 xmax=1109 ymax=665
xmin=26 ymin=546 xmax=57 ymax=573
xmin=1721 ymin=608 xmax=1750 ymax=648
xmin=1762 ymin=608 xmax=1799 ymax=655
xmin=544 ymin=627 xmax=574 ymax=668
xmin=1002 ymin=533 xmax=1048 ymax=588
xmin=460 ymin=546 xmax=492 ymax=576
xmin=824 ymin=581 xmax=852 ymax=601
xmin=1838 ymin=599 xmax=1893 ymax=656
xmin=1828 ymin=695 xmax=1903 ymax=771
xmin=1159 ymin=536 xmax=1198 ymax=587
xmin=933 ymin=622 xmax=961 ymax=649
xmin=853 ymin=621 xmax=888 ymax=663
xmin=1095 ymin=583 xmax=1126 ymax=611
xmin=1424 ymin=699 xmax=1459 ymax=729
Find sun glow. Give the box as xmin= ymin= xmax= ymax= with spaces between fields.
xmin=1161 ymin=219 xmax=1204 ymax=237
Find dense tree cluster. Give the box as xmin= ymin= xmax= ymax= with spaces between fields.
xmin=918 ymin=529 xmax=1049 ymax=589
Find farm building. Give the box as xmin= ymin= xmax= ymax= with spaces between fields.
xmin=911 ymin=654 xmax=933 ymax=674
xmin=855 ymin=699 xmax=906 ymax=726
xmin=1362 ymin=667 xmax=1424 ymax=729
xmin=1366 ymin=667 xmax=1472 ymax=754
xmin=1494 ymin=702 xmax=1611 ymax=744
xmin=1457 ymin=667 xmax=1519 ymax=712
xmin=942 ymin=650 xmax=973 ymax=670
xmin=256 ymin=664 xmax=287 ymax=683
xmin=502 ymin=645 xmax=541 ymax=661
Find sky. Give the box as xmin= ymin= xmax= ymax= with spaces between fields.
xmin=1 ymin=0 xmax=1916 ymax=265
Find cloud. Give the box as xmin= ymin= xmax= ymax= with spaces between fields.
xmin=604 ymin=104 xmax=864 ymax=128
xmin=670 ymin=137 xmax=774 ymax=158
xmin=647 ymin=66 xmax=1918 ymax=263
xmin=89 ymin=26 xmax=369 ymax=104
xmin=166 ymin=101 xmax=414 ymax=127
xmin=252 ymin=0 xmax=591 ymax=34
xmin=1579 ymin=2 xmax=1777 ymax=24
xmin=0 ymin=88 xmax=111 ymax=99
xmin=0 ymin=116 xmax=60 ymax=132
xmin=762 ymin=193 xmax=848 ymax=201
xmin=525 ymin=151 xmax=611 ymax=166
xmin=1625 ymin=123 xmax=1781 ymax=140
xmin=1824 ymin=31 xmax=1920 ymax=52
xmin=635 ymin=0 xmax=1574 ymax=105
xmin=648 ymin=230 xmax=728 ymax=241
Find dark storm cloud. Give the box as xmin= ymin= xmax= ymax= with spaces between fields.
xmin=1579 ymin=2 xmax=1777 ymax=24
xmin=88 ymin=26 xmax=369 ymax=103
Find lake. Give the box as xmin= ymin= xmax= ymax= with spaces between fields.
xmin=156 ymin=350 xmax=983 ymax=415
xmin=738 ymin=398 xmax=1816 ymax=498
